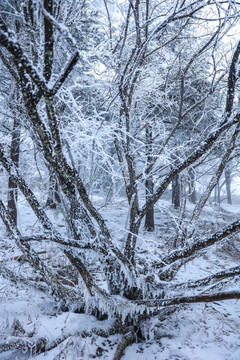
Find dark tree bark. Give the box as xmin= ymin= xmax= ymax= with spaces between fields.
xmin=43 ymin=0 xmax=54 ymax=82
xmin=144 ymin=123 xmax=154 ymax=231
xmin=46 ymin=173 xmax=61 ymax=209
xmin=225 ymin=167 xmax=232 ymax=205
xmin=217 ymin=182 xmax=221 ymax=204
xmin=43 ymin=0 xmax=61 ymax=210
xmin=172 ymin=173 xmax=180 ymax=209
xmin=135 ymin=290 xmax=240 ymax=307
xmin=7 ymin=117 xmax=20 ymax=226
xmin=145 ymin=178 xmax=154 ymax=231
xmin=188 ymin=168 xmax=197 ymax=204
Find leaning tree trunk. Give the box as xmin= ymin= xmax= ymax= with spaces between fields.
xmin=7 ymin=117 xmax=20 ymax=226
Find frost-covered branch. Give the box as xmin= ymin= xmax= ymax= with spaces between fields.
xmin=0 ymin=48 xmax=18 ymax=81
xmin=137 ymin=113 xmax=240 ymax=225
xmin=135 ymin=290 xmax=240 ymax=307
xmin=225 ymin=39 xmax=240 ymax=116
xmin=172 ymin=264 xmax=240 ymax=290
xmin=40 ymin=1 xmax=77 ymax=48
xmin=43 ymin=0 xmax=54 ymax=82
xmin=113 ymin=328 xmax=135 ymax=360
xmin=0 ymin=142 xmax=138 ymax=290
xmin=159 ymin=217 xmax=240 ymax=267
xmin=0 ymin=20 xmax=48 ymax=94
xmin=0 ymin=336 xmax=47 ymax=355
xmin=0 ymin=263 xmax=48 ymax=292
xmin=187 ymin=123 xmax=240 ymax=232
xmin=50 ymin=51 xmax=79 ymax=95
xmin=0 ymin=199 xmax=69 ymax=301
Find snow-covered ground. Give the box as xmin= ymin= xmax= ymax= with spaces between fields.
xmin=0 ymin=197 xmax=239 ymax=359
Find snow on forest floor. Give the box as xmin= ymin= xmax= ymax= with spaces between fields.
xmin=0 ymin=197 xmax=240 ymax=359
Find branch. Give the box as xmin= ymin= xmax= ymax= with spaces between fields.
xmin=159 ymin=217 xmax=240 ymax=267
xmin=0 ymin=142 xmax=138 ymax=298
xmin=0 ymin=143 xmax=56 ymax=233
xmin=103 ymin=0 xmax=113 ymax=51
xmin=40 ymin=3 xmax=77 ymax=48
xmin=225 ymin=39 xmax=240 ymax=116
xmin=188 ymin=123 xmax=240 ymax=227
xmin=20 ymin=234 xmax=94 ymax=249
xmin=0 ymin=263 xmax=48 ymax=292
xmin=137 ymin=35 xmax=240 ymax=224
xmin=119 ymin=1 xmax=209 ymax=91
xmin=113 ymin=328 xmax=135 ymax=360
xmin=0 ymin=250 xmax=47 ymax=263
xmin=0 ymin=21 xmax=48 ymax=94
xmin=172 ymin=264 xmax=240 ymax=290
xmin=135 ymin=290 xmax=240 ymax=307
xmin=0 ymin=199 xmax=69 ymax=300
xmin=0 ymin=337 xmax=47 ymax=355
xmin=43 ymin=0 xmax=54 ymax=82
xmin=0 ymin=48 xmax=18 ymax=81
xmin=137 ymin=112 xmax=240 ymax=225
xmin=0 ymin=142 xmax=138 ymax=285
xmin=50 ymin=51 xmax=79 ymax=95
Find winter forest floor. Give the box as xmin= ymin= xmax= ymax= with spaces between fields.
xmin=0 ymin=196 xmax=240 ymax=360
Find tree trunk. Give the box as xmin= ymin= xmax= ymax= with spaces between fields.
xmin=217 ymin=182 xmax=221 ymax=204
xmin=214 ymin=185 xmax=217 ymax=202
xmin=172 ymin=173 xmax=180 ymax=208
xmin=7 ymin=117 xmax=20 ymax=226
xmin=145 ymin=178 xmax=154 ymax=231
xmin=145 ymin=123 xmax=154 ymax=231
xmin=188 ymin=168 xmax=197 ymax=204
xmin=124 ymin=189 xmax=140 ymax=264
xmin=46 ymin=173 xmax=61 ymax=209
xmin=225 ymin=168 xmax=232 ymax=205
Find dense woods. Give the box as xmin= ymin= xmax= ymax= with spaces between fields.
xmin=0 ymin=0 xmax=240 ymax=358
